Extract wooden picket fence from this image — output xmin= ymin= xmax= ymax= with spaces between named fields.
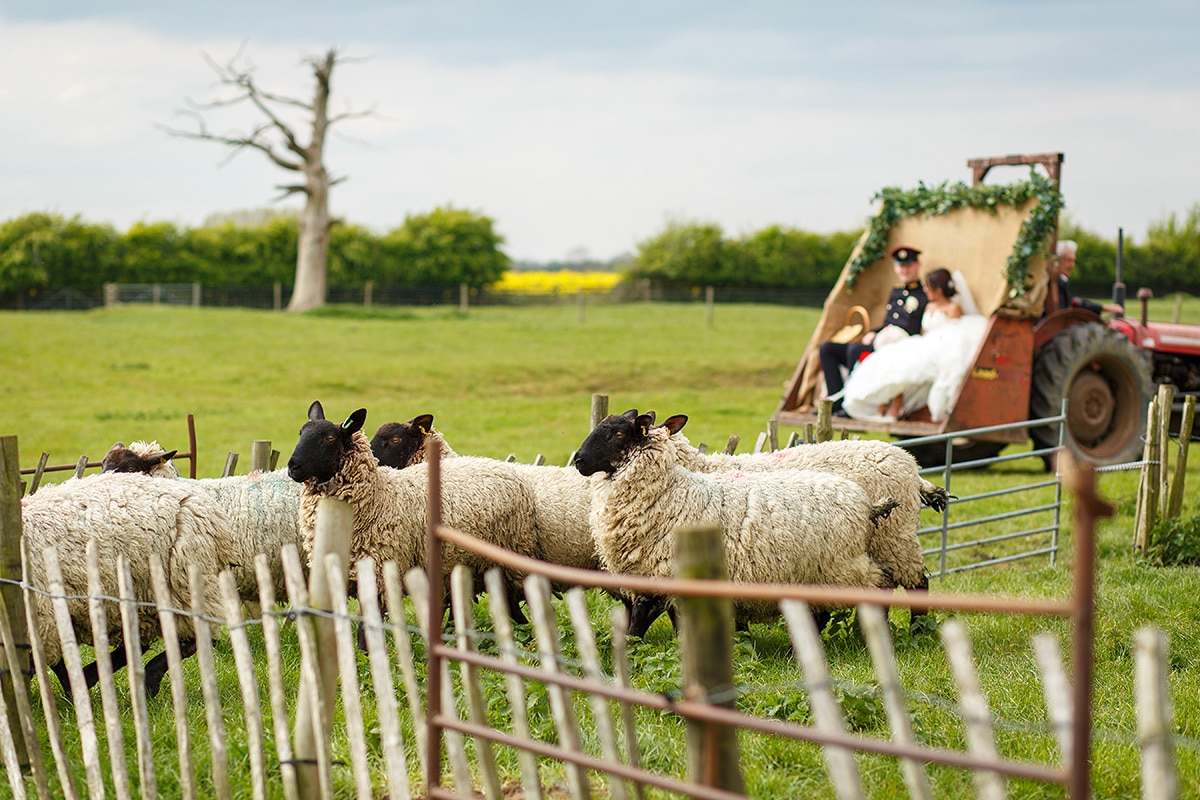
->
xmin=0 ymin=440 xmax=1183 ymax=800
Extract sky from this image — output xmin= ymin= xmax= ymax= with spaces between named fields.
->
xmin=1 ymin=1 xmax=1198 ymax=264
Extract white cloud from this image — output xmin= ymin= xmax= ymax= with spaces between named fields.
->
xmin=1 ymin=5 xmax=1198 ymax=263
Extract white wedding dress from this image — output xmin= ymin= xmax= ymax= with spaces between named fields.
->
xmin=842 ymin=307 xmax=988 ymax=422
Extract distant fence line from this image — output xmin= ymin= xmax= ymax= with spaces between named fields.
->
xmin=6 ymin=282 xmax=829 ymax=312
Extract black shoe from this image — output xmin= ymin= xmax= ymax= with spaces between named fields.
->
xmin=832 ymin=408 xmax=850 ymax=418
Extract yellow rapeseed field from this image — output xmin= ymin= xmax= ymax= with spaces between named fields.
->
xmin=493 ymin=269 xmax=623 ymax=294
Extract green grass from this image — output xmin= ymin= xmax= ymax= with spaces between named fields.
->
xmin=3 ymin=297 xmax=1200 ymax=799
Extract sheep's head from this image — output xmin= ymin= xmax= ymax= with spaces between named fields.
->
xmin=370 ymin=414 xmax=435 ymax=469
xmin=287 ymin=400 xmax=368 ymax=485
xmin=101 ymin=441 xmax=180 ymax=478
xmin=573 ymin=409 xmax=673 ymax=476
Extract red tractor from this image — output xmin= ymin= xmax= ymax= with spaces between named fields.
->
xmin=774 ymin=153 xmax=1200 ymax=467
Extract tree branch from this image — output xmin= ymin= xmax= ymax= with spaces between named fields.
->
xmin=157 ymin=113 xmax=305 ymax=172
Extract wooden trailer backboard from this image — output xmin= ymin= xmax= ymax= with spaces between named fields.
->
xmin=775 ymin=153 xmax=1063 ymax=441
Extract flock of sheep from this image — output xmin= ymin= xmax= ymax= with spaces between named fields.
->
xmin=17 ymin=399 xmax=948 ymax=698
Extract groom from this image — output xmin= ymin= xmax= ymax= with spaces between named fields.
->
xmin=818 ymin=245 xmax=928 ymax=417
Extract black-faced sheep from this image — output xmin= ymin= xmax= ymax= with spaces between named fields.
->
xmin=286 ymin=401 xmax=542 ymax=620
xmin=370 ymin=414 xmax=458 ymax=468
xmin=100 ymin=440 xmax=179 ymax=477
xmin=572 ymin=410 xmax=898 ymax=636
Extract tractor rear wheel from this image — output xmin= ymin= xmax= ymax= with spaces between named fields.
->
xmin=1030 ymin=323 xmax=1154 ymax=467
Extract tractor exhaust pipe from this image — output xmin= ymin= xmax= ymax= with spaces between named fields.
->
xmin=1112 ymin=227 xmax=1126 ymax=316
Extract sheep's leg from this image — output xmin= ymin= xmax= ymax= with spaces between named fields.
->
xmin=79 ymin=644 xmax=131 ymax=690
xmin=908 ymin=573 xmax=931 ymax=626
xmin=357 ymin=620 xmax=369 ymax=652
xmin=50 ymin=660 xmax=73 ymax=698
xmin=50 ymin=641 xmax=130 ymax=704
xmin=504 ymin=576 xmax=529 ymax=625
xmin=144 ymin=639 xmax=196 ymax=698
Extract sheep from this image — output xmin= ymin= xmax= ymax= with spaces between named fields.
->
xmin=286 ymin=401 xmax=544 ymax=621
xmin=664 ymin=415 xmax=945 ymax=620
xmin=100 ymin=440 xmax=179 ymax=478
xmin=370 ymin=416 xmax=602 ymax=575
xmin=20 ymin=472 xmax=237 ymax=697
xmin=370 ymin=414 xmax=458 ymax=467
xmin=572 ymin=410 xmax=899 ymax=637
xmin=101 ymin=440 xmax=304 ymax=602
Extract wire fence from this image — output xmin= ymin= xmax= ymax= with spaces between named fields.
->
xmin=4 ymin=282 xmax=830 ymax=312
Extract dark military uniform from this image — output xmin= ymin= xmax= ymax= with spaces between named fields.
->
xmin=819 ymin=280 xmax=928 ymax=413
xmin=881 ymin=280 xmax=928 ymax=336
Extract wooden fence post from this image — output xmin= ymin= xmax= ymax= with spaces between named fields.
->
xmin=817 ymin=399 xmax=834 ymax=443
xmin=460 ymin=283 xmax=469 ymax=315
xmin=250 ymin=441 xmax=272 ymax=474
xmin=705 ymin=286 xmax=714 ymax=328
xmin=591 ymin=394 xmax=609 ymax=431
xmin=192 ymin=282 xmax=202 ymax=307
xmin=273 ymin=282 xmax=282 ymax=312
xmin=364 ymin=280 xmax=373 ymax=308
xmin=1156 ymin=384 xmax=1175 ymax=520
xmin=1134 ymin=398 xmax=1160 ymax=552
xmin=292 ymin=498 xmax=353 ymax=800
xmin=0 ymin=436 xmax=31 ymax=767
xmin=103 ymin=282 xmax=118 ymax=307
xmin=577 ymin=288 xmax=586 ymax=323
xmin=675 ymin=524 xmax=744 ymax=794
xmin=1135 ymin=626 xmax=1177 ymax=800
xmin=1167 ymin=396 xmax=1195 ymax=519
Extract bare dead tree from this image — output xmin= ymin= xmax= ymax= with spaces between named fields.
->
xmin=161 ymin=47 xmax=371 ymax=312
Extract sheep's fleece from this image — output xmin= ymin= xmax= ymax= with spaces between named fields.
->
xmin=575 ymin=411 xmax=890 ymax=623
xmin=371 ymin=419 xmax=600 ymax=574
xmin=20 ymin=473 xmax=236 ymax=666
xmin=668 ymin=422 xmax=939 ymax=592
xmin=102 ymin=440 xmax=303 ymax=599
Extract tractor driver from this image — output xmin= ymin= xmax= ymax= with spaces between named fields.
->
xmin=1049 ymin=240 xmax=1123 ymax=316
xmin=819 ymin=245 xmax=928 ymax=417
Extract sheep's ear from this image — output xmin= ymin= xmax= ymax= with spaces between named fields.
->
xmin=643 ymin=410 xmax=657 ymax=425
xmin=112 ymin=441 xmax=125 ymax=449
xmin=343 ymin=408 xmax=367 ymax=435
xmin=411 ymin=413 xmax=434 ymax=435
xmin=635 ymin=412 xmax=655 ymax=438
xmin=308 ymin=400 xmax=325 ymax=421
xmin=159 ymin=449 xmax=178 ymax=463
xmin=619 ymin=408 xmax=639 ymax=421
xmin=662 ymin=415 xmax=688 ymax=435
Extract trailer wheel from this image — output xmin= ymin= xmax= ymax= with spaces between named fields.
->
xmin=1030 ymin=323 xmax=1154 ymax=467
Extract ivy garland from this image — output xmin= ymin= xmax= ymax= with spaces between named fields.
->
xmin=845 ymin=168 xmax=1063 ymax=298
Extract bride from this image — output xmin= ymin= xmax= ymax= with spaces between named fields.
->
xmin=842 ymin=268 xmax=988 ymax=422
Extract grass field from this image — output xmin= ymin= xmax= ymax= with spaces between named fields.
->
xmin=3 ymin=297 xmax=1200 ymax=798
